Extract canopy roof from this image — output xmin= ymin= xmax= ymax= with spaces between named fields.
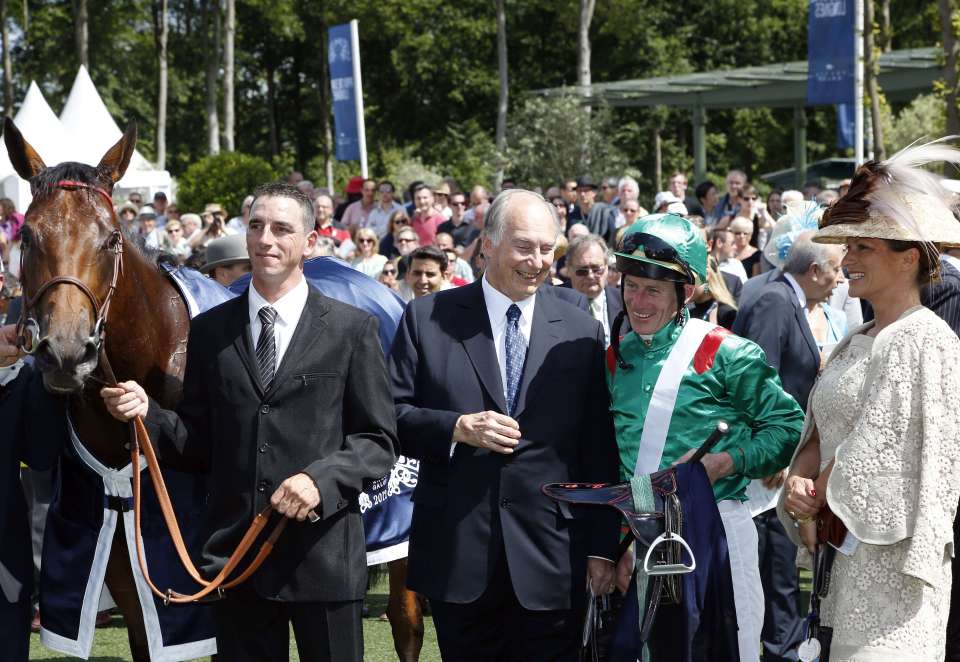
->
xmin=59 ymin=65 xmax=153 ymax=170
xmin=0 ymin=81 xmax=74 ymax=179
xmin=533 ymin=48 xmax=940 ymax=109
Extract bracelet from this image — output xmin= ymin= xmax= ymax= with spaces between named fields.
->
xmin=795 ymin=514 xmax=815 ymax=525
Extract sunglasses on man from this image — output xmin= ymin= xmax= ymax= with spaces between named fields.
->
xmin=574 ymin=266 xmax=606 ymax=277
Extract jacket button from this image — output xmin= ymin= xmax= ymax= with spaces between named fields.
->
xmin=260 ymin=405 xmax=270 ymax=414
xmin=259 ymin=444 xmax=269 ymax=453
xmin=257 ymin=480 xmax=270 ymax=493
xmin=500 ymin=498 xmax=510 ymax=508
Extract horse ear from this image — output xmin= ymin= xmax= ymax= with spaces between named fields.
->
xmin=4 ymin=117 xmax=47 ymax=181
xmin=96 ymin=122 xmax=137 ymax=185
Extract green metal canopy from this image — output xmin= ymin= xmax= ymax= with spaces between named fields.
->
xmin=533 ymin=48 xmax=942 ymax=186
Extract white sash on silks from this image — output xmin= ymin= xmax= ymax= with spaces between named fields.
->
xmin=633 ymin=318 xmax=717 ymax=477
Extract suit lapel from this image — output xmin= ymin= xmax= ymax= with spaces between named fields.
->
xmin=264 ymin=289 xmax=329 ymax=398
xmin=231 ymin=292 xmax=265 ymax=398
xmin=512 ymin=294 xmax=563 ymax=419
xmin=776 ymin=275 xmax=821 ymax=366
xmin=457 ymin=282 xmax=508 ymax=413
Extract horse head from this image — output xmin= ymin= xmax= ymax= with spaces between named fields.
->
xmin=4 ymin=117 xmax=137 ymax=394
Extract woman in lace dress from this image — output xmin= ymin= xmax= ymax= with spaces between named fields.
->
xmin=778 ymin=141 xmax=960 ymax=661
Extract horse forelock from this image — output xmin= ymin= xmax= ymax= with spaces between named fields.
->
xmin=28 ymin=161 xmax=113 ymax=208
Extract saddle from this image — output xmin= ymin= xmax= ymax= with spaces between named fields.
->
xmin=541 ymin=422 xmax=728 ymax=645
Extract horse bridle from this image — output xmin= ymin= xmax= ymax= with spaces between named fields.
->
xmin=16 ymin=180 xmax=124 ymax=359
xmin=18 ymin=178 xmax=286 ymax=603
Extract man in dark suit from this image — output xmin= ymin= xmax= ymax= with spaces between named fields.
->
xmin=565 ymin=233 xmax=622 ymax=347
xmin=568 ymin=176 xmax=617 ymax=245
xmin=0 ymin=327 xmax=67 ymax=662
xmin=389 ymin=189 xmax=620 ymax=661
xmin=732 ymin=232 xmax=845 ymax=662
xmin=101 ymin=183 xmax=397 ymax=662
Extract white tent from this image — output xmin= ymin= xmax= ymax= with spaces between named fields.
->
xmin=0 ymin=81 xmax=75 ymax=209
xmin=59 ymin=65 xmax=171 ymax=198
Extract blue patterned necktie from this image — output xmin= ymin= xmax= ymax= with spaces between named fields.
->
xmin=504 ymin=304 xmax=527 ymax=415
xmin=256 ymin=306 xmax=278 ymax=389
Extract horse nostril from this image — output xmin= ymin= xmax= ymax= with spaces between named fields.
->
xmin=34 ymin=338 xmax=63 ymax=370
xmin=82 ymin=339 xmax=100 ymax=364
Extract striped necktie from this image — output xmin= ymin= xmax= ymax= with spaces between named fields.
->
xmin=504 ymin=304 xmax=527 ymax=415
xmin=256 ymin=306 xmax=278 ymax=389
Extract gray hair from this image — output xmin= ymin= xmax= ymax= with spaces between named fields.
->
xmin=567 ymin=234 xmax=609 ymax=266
xmin=783 ymin=232 xmax=836 ymax=275
xmin=618 ymin=176 xmax=640 ymax=200
xmin=485 ymin=189 xmax=562 ymax=246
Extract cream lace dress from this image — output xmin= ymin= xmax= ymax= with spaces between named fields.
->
xmin=812 ymin=332 xmax=950 ymax=662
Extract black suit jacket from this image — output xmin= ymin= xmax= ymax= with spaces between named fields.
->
xmin=602 ymin=285 xmax=623 ymax=329
xmin=540 ymin=282 xmax=588 ymax=311
xmin=388 ymin=281 xmax=619 ymax=610
xmin=731 ymin=274 xmax=820 ymax=410
xmin=922 ymin=257 xmax=960 ymax=336
xmin=145 ymin=286 xmax=398 ymax=602
xmin=1 ymin=363 xmax=66 ymax=603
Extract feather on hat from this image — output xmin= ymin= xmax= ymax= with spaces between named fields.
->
xmin=816 ymin=137 xmax=960 ymax=248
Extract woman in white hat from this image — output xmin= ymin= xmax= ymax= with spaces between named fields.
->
xmin=780 ymin=141 xmax=960 ymax=661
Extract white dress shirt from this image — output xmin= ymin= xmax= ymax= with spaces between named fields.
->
xmin=589 ymin=289 xmax=611 ymax=348
xmin=248 ymin=277 xmax=310 ymax=367
xmin=481 ymin=275 xmax=535 ymax=396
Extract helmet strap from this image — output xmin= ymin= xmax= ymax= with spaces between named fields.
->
xmin=610 ymin=309 xmax=633 ymax=370
xmin=674 ymin=282 xmax=687 ymax=327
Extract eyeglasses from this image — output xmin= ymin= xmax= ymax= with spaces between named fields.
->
xmin=381 ymin=268 xmax=397 ymax=275
xmin=167 ymin=228 xmax=182 ymax=234
xmin=393 ymin=219 xmax=409 ymax=225
xmin=358 ymin=238 xmax=375 ymax=244
xmin=574 ymin=266 xmax=606 ymax=277
xmin=451 ymin=201 xmax=466 ymax=207
xmin=743 ymin=196 xmax=758 ymax=201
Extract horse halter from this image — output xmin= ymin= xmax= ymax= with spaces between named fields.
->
xmin=17 ymin=180 xmax=124 ymax=359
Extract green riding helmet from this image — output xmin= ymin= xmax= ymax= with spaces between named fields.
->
xmin=614 ymin=213 xmax=708 ymax=286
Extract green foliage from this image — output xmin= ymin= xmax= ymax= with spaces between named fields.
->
xmin=176 ymin=152 xmax=277 ymax=216
xmin=504 ymin=91 xmax=631 ymax=189
xmin=887 ymin=94 xmax=946 ymax=153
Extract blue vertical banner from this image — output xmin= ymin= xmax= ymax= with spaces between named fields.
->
xmin=328 ymin=22 xmax=360 ymax=161
xmin=836 ymin=103 xmax=855 ymax=148
xmin=807 ymin=0 xmax=855 ymax=105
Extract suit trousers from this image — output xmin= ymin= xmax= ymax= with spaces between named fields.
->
xmin=0 ymin=595 xmax=30 ymax=662
xmin=430 ymin=546 xmax=580 ymax=662
xmin=212 ymin=590 xmax=362 ymax=662
xmin=718 ymin=499 xmax=764 ymax=661
xmin=756 ymin=508 xmax=804 ymax=662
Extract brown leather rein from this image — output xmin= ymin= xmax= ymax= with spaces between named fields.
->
xmin=19 ymin=180 xmax=286 ymax=604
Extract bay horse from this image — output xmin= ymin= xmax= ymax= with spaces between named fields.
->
xmin=5 ymin=118 xmax=195 ymax=661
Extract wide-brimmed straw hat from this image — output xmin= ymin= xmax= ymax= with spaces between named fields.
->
xmin=815 ymin=138 xmax=960 ymax=248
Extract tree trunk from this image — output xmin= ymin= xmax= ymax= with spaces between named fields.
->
xmin=204 ymin=0 xmax=220 ymax=154
xmin=494 ymin=0 xmax=508 ymax=189
xmin=318 ymin=21 xmax=333 ymax=193
xmin=266 ymin=62 xmax=279 ymax=158
xmin=577 ymin=0 xmax=596 ymax=92
xmin=222 ymin=0 xmax=235 ymax=151
xmin=0 ymin=0 xmax=11 ymax=118
xmin=74 ymin=0 xmax=88 ymax=69
xmin=864 ymin=0 xmax=885 ymax=160
xmin=155 ymin=0 xmax=168 ymax=168
xmin=880 ymin=0 xmax=891 ymax=52
xmin=941 ymin=0 xmax=960 ymax=136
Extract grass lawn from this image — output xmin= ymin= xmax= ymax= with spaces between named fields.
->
xmin=28 ymin=570 xmax=815 ymax=660
xmin=28 ymin=574 xmax=442 ymax=661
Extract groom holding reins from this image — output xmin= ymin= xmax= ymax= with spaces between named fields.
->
xmin=101 ymin=183 xmax=398 ymax=661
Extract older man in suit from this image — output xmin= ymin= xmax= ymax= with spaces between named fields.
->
xmin=101 ymin=183 xmax=397 ymax=662
xmin=0 ymin=327 xmax=67 ymax=662
xmin=566 ymin=234 xmax=622 ymax=348
xmin=732 ymin=232 xmax=845 ymax=662
xmin=389 ymin=189 xmax=620 ymax=661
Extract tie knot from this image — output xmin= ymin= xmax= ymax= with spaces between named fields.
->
xmin=506 ymin=304 xmax=521 ymax=324
xmin=258 ymin=306 xmax=278 ymax=325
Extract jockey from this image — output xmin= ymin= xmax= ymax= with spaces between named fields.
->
xmin=607 ymin=214 xmax=804 ymax=661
